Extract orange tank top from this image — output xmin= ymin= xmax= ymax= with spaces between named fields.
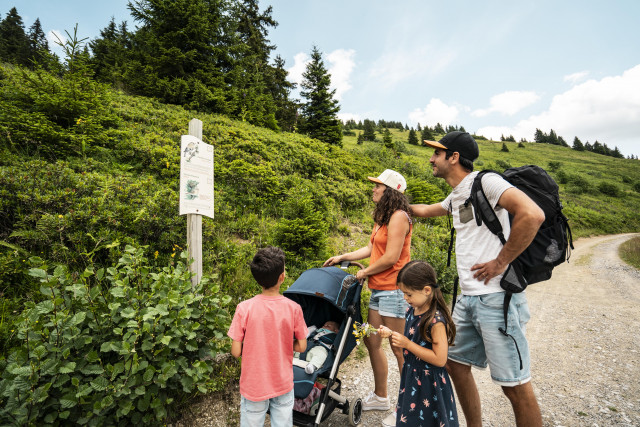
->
xmin=367 ymin=210 xmax=412 ymax=291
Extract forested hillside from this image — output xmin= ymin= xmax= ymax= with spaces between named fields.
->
xmin=1 ymin=2 xmax=639 ymax=425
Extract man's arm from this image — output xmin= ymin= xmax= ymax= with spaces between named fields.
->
xmin=411 ymin=203 xmax=448 ymax=218
xmin=471 ymin=187 xmax=545 ymax=283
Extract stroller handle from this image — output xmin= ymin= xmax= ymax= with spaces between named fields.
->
xmin=339 ymin=260 xmax=365 ymax=270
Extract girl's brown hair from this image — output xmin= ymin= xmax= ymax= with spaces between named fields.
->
xmin=372 ymin=186 xmax=412 ymax=226
xmin=397 ymin=260 xmax=456 ymax=345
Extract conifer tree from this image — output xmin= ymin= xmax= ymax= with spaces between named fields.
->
xmin=383 ymin=128 xmax=393 ymax=149
xmin=407 ymin=128 xmax=418 ymax=145
xmin=421 ymin=127 xmax=434 ymax=142
xmin=269 ymin=55 xmax=298 ymax=132
xmin=299 ymin=46 xmax=342 ymax=145
xmin=362 ymin=119 xmax=376 ymax=141
xmin=0 ymin=7 xmax=31 ymax=66
xmin=572 ymin=137 xmax=585 ymax=151
xmin=27 ymin=18 xmax=50 ymax=64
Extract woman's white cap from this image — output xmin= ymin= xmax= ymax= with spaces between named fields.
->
xmin=367 ymin=169 xmax=407 ymax=193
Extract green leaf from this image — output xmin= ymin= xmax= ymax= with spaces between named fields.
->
xmin=60 ymin=394 xmax=78 ymax=409
xmin=160 ymin=335 xmax=172 ymax=345
xmin=70 ymin=311 xmax=87 ymax=326
xmin=28 ymin=268 xmax=47 ymax=278
xmin=80 ymin=364 xmax=104 ymax=375
xmin=35 ymin=300 xmax=55 ymax=314
xmin=59 ymin=361 xmax=76 ymax=374
xmin=121 ymin=307 xmax=136 ymax=318
xmin=110 ymin=287 xmax=125 ymax=298
xmin=90 ymin=376 xmax=109 ymax=391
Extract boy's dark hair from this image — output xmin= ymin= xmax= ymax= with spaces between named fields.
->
xmin=250 ymin=246 xmax=285 ymax=289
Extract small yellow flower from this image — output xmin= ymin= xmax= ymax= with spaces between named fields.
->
xmin=171 ymin=252 xmax=175 ymax=258
xmin=58 ymin=215 xmax=63 ymax=219
xmin=154 ymin=251 xmax=159 ymax=259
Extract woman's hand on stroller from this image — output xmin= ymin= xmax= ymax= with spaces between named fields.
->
xmin=323 ymin=255 xmax=342 ymax=267
xmin=378 ymin=325 xmax=393 ymax=338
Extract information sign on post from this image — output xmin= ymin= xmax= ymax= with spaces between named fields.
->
xmin=179 ymin=134 xmax=214 ymax=218
xmin=179 ymin=118 xmax=213 ymax=288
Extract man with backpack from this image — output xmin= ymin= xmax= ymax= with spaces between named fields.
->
xmin=411 ymin=131 xmax=545 ymax=427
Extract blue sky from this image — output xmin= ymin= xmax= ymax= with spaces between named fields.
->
xmin=5 ymin=0 xmax=640 ymax=156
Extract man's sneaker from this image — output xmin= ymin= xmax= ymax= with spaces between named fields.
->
xmin=381 ymin=411 xmax=396 ymax=427
xmin=362 ymin=391 xmax=391 ymax=411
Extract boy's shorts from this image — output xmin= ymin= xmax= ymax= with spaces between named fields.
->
xmin=368 ymin=289 xmax=408 ymax=318
xmin=448 ymin=292 xmax=532 ymax=386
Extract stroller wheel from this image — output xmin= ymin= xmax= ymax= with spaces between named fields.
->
xmin=348 ymin=398 xmax=363 ymax=425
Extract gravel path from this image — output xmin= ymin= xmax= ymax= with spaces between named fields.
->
xmin=175 ymin=233 xmax=640 ymax=427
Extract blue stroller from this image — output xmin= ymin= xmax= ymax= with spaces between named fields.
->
xmin=283 ymin=262 xmax=365 ymax=426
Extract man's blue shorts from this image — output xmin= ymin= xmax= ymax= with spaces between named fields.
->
xmin=448 ymin=292 xmax=532 ymax=386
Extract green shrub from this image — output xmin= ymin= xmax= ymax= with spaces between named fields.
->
xmin=406 ymin=180 xmax=445 ymax=205
xmin=273 ymin=193 xmax=329 ymax=260
xmin=598 ymin=181 xmax=620 ymax=197
xmin=567 ymin=174 xmax=591 ymax=194
xmin=633 ymin=182 xmax=640 ymax=193
xmin=0 ymin=246 xmax=231 ymax=426
xmin=496 ymin=159 xmax=512 ymax=171
xmin=555 ymin=170 xmax=569 ymax=184
xmin=547 ymin=161 xmax=562 ymax=172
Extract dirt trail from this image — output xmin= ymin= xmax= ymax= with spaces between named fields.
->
xmin=175 ymin=233 xmax=640 ymax=426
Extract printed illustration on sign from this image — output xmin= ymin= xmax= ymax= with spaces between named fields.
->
xmin=183 ymin=141 xmax=199 ymax=162
xmin=185 ymin=179 xmax=199 ymax=200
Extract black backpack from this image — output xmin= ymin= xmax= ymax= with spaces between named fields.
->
xmin=448 ymin=165 xmax=573 ymax=369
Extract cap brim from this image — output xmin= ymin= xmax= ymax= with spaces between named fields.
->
xmin=367 ymin=176 xmax=383 ymax=184
xmin=423 ymin=140 xmax=447 ymax=150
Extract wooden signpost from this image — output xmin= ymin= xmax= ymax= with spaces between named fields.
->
xmin=179 ymin=118 xmax=214 ymax=287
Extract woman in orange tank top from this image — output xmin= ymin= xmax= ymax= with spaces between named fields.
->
xmin=323 ymin=169 xmax=412 ymax=416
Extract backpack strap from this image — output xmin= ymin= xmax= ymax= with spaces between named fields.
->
xmin=445 ymin=202 xmax=459 ymax=314
xmin=468 ymin=170 xmax=507 ymax=244
xmin=498 ymin=292 xmax=523 ymax=371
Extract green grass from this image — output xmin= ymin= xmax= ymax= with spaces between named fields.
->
xmin=619 ymin=235 xmax=640 ymax=269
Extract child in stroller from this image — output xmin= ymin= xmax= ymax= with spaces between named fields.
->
xmin=294 ymin=320 xmax=340 ymax=374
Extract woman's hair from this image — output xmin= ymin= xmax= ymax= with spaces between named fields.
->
xmin=373 ymin=186 xmax=412 ymax=226
xmin=397 ymin=260 xmax=456 ymax=345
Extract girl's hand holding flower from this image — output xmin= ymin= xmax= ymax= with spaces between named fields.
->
xmin=378 ymin=325 xmax=392 ymax=338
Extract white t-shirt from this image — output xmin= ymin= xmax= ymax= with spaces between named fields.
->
xmin=441 ymin=171 xmax=513 ymax=295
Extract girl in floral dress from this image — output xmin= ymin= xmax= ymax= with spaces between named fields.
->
xmin=380 ymin=260 xmax=458 ymax=427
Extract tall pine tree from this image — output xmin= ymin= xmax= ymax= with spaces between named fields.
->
xmin=299 ymin=46 xmax=342 ymax=146
xmin=0 ymin=7 xmax=31 ymax=66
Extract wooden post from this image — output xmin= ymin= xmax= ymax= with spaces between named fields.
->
xmin=187 ymin=118 xmax=203 ymax=287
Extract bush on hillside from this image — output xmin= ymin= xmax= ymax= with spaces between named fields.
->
xmin=0 ymin=246 xmax=231 ymax=426
xmin=407 ymin=180 xmax=445 ymax=205
xmin=598 ymin=181 xmax=620 ymax=197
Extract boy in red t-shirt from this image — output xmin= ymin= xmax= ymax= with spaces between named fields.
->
xmin=228 ymin=246 xmax=308 ymax=427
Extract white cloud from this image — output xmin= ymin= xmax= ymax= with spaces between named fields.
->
xmin=408 ymin=98 xmax=460 ymax=127
xmin=564 ymin=71 xmax=589 ymax=85
xmin=286 ymin=49 xmax=355 ymax=101
xmin=326 ymin=49 xmax=356 ymax=101
xmin=476 ymin=64 xmax=640 ymax=156
xmin=47 ymin=30 xmax=66 ymax=57
xmin=287 ymin=52 xmax=310 ymax=86
xmin=472 ymin=91 xmax=540 ymax=117
xmin=337 ymin=112 xmax=361 ymax=123
xmin=368 ymin=48 xmax=456 ymax=90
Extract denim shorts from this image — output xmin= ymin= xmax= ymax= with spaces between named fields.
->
xmin=448 ymin=292 xmax=532 ymax=386
xmin=240 ymin=389 xmax=293 ymax=427
xmin=368 ymin=289 xmax=408 ymax=318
